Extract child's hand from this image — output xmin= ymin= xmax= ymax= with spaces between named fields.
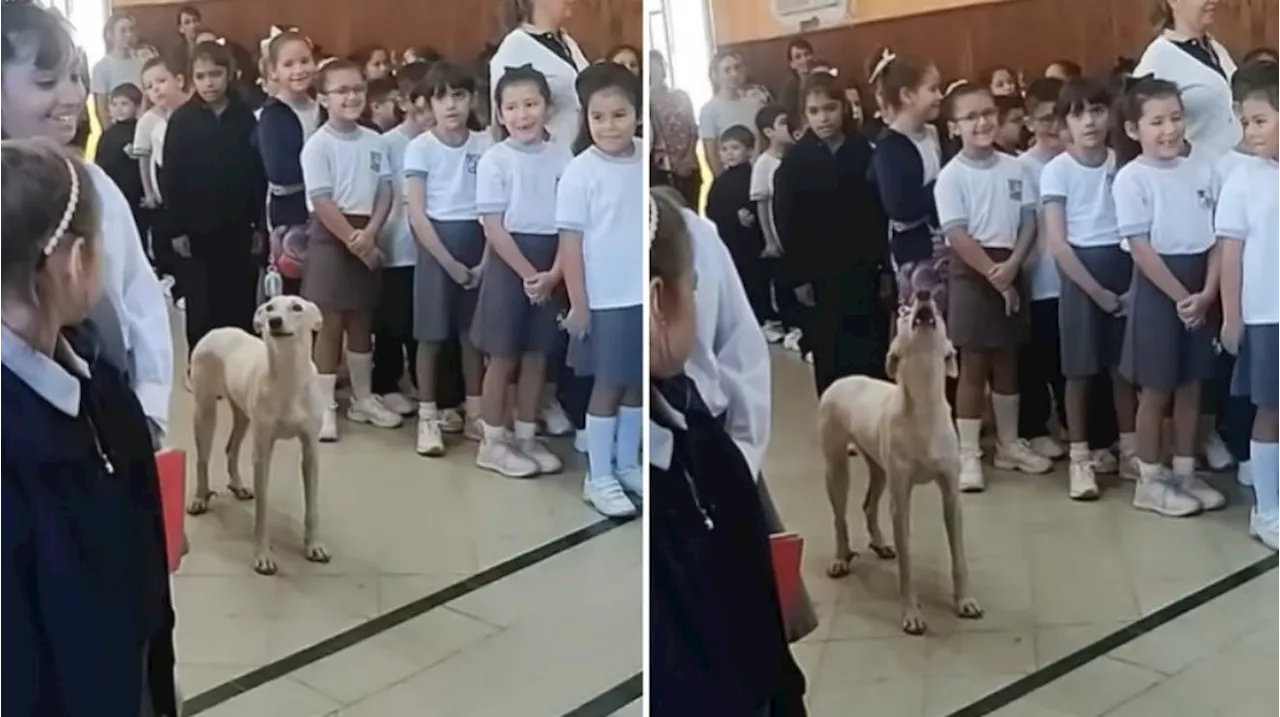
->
xmin=524 ymin=271 xmax=559 ymax=303
xmin=1220 ymin=320 xmax=1242 ymax=355
xmin=987 ymin=261 xmax=1018 ymax=292
xmin=760 ymin=242 xmax=782 ymax=259
xmin=464 ymin=264 xmax=483 ymax=290
xmin=1001 ymin=287 xmax=1020 ymax=316
xmin=445 ymin=259 xmax=472 ymax=286
xmin=737 ymin=208 xmax=756 ymax=228
xmin=794 ymin=284 xmax=817 ymax=308
xmin=1093 ymin=289 xmax=1121 ymax=315
xmin=172 ymin=235 xmax=192 ymax=258
xmin=1177 ymin=292 xmax=1213 ymax=329
xmin=141 ymin=195 xmax=160 ymax=209
xmin=560 ymin=305 xmax=589 ymax=339
xmin=349 ymin=228 xmax=377 ymax=256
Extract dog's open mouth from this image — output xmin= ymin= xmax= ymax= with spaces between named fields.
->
xmin=912 ymin=305 xmax=936 ymax=328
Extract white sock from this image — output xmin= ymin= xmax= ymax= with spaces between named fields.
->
xmin=418 ymin=401 xmax=438 ymax=419
xmin=1138 ymin=459 xmax=1164 ymax=481
xmin=992 ymin=392 xmax=1020 ymax=447
xmin=1119 ymin=432 xmax=1137 ymax=456
xmin=346 ymin=350 xmax=374 ymax=401
xmin=482 ymin=420 xmax=505 ymax=442
xmin=1171 ymin=455 xmax=1196 ymax=478
xmin=585 ymin=413 xmax=618 ymax=482
xmin=957 ymin=418 xmax=983 ymax=455
xmin=1251 ymin=441 xmax=1279 ymax=520
xmin=514 ymin=420 xmax=537 ymax=441
xmin=615 ymin=405 xmax=643 ymax=473
xmin=1069 ymin=442 xmax=1090 ymax=463
xmin=465 ymin=395 xmax=482 ymax=417
xmin=315 ymin=373 xmax=337 ymax=409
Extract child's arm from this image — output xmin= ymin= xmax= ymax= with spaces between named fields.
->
xmin=1113 ymin=168 xmax=1189 ymax=302
xmin=946 ymin=229 xmax=999 ymax=275
xmin=132 ymin=114 xmax=159 ymax=205
xmin=757 ymin=199 xmax=782 ymax=253
xmin=1215 ymin=173 xmax=1249 ymax=351
xmin=301 ymin=143 xmax=362 ymax=247
xmin=1127 ymin=235 xmax=1192 ymax=302
xmin=750 ymin=159 xmax=783 ymax=254
xmin=1043 ymin=201 xmax=1116 ymax=309
xmin=558 ymin=230 xmax=588 ymax=310
xmin=403 ymin=179 xmax=465 ymax=277
xmin=365 ymin=144 xmax=395 ymax=237
xmin=481 ymin=216 xmax=539 ymax=279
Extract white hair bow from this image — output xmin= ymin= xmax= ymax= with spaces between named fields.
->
xmin=868 ymin=48 xmax=896 ymax=84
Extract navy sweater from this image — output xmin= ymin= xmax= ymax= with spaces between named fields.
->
xmin=871 ymin=129 xmax=939 ymax=265
xmin=705 ymin=162 xmax=764 ymax=260
xmin=256 ymin=98 xmax=309 ymax=229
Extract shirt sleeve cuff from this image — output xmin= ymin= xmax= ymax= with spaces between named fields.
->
xmin=476 ymin=201 xmax=507 ymax=215
xmin=1040 ymin=195 xmax=1067 ymax=206
xmin=557 ymin=221 xmax=585 ymax=233
xmin=1117 ymin=222 xmax=1150 ymax=237
xmin=404 ymin=169 xmax=429 ymax=180
xmin=940 ymin=219 xmax=968 ymax=234
xmin=307 ymin=187 xmax=334 ymax=199
xmin=1216 ymin=227 xmax=1247 ymax=241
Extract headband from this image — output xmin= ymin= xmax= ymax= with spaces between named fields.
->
xmin=868 ymin=48 xmax=896 ymax=84
xmin=944 ymin=79 xmax=970 ymax=96
xmin=648 ymin=193 xmax=658 ymax=251
xmin=43 ymin=156 xmax=80 ymax=257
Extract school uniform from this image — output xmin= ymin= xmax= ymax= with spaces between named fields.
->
xmin=470 ymin=137 xmax=571 ymax=358
xmin=2 ymin=326 xmax=178 ymax=717
xmin=94 ymin=117 xmax=149 ymax=252
xmin=750 ymin=150 xmax=800 ymax=332
xmin=558 ymin=139 xmax=646 ymax=389
xmin=871 ymin=125 xmax=947 ymax=311
xmin=935 ymin=151 xmax=1035 ymax=349
xmin=132 ymin=108 xmax=175 ymax=282
xmin=403 ymin=129 xmax=492 ymax=344
xmin=1113 ymin=156 xmax=1219 ymax=390
xmin=371 ymin=124 xmax=421 ymax=396
xmin=490 ymin=27 xmax=589 ymax=152
xmin=299 ymin=124 xmax=392 ymax=311
xmin=257 ymin=96 xmax=321 ymax=295
xmin=706 ymin=162 xmax=769 ymax=323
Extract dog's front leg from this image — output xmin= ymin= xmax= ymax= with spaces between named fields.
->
xmin=939 ymin=473 xmax=983 ymax=620
xmin=250 ymin=429 xmax=279 ymax=576
xmin=300 ymin=436 xmax=330 ymax=564
xmin=863 ymin=462 xmax=896 ymax=560
xmin=889 ymin=475 xmax=926 ymax=635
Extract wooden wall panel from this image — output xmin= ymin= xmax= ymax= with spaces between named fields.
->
xmin=722 ymin=0 xmax=1278 ymax=94
xmin=120 ymin=0 xmax=641 ymax=68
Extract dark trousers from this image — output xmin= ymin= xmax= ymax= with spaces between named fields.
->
xmin=555 ymin=347 xmax=593 ymax=430
xmin=767 ymin=258 xmax=803 ymax=331
xmin=810 ymin=264 xmax=889 ymax=396
xmin=730 ymin=244 xmax=772 ymax=325
xmin=1212 ymin=351 xmax=1255 ymax=461
xmin=182 ymin=230 xmax=257 ymax=354
xmin=372 ymin=266 xmax=417 ymax=395
xmin=1019 ymin=299 xmax=1066 ymax=438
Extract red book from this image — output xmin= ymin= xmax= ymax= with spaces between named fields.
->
xmin=154 ymin=449 xmax=187 ymax=573
xmin=770 ymin=532 xmax=804 ymax=626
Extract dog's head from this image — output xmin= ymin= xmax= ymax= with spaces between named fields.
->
xmin=253 ymin=296 xmax=322 ymax=340
xmin=886 ymin=290 xmax=957 ymax=381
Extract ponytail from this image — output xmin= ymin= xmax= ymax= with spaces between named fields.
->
xmin=501 ymin=0 xmax=532 ymax=34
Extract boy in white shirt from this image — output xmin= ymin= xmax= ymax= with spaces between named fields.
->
xmin=750 ymin=103 xmax=798 ymax=348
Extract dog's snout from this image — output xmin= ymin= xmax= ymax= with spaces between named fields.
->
xmin=915 ymin=290 xmax=932 ymax=304
xmin=913 ymin=304 xmax=936 ymax=327
xmin=268 ymin=316 xmax=284 ymax=330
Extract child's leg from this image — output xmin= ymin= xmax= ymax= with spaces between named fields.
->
xmin=1064 ymin=376 xmax=1092 ymax=458
xmin=435 ymin=335 xmax=465 ymax=413
xmin=1112 ymin=371 xmax=1139 ymax=477
xmin=991 ymin=344 xmax=1054 ymax=474
xmin=955 ymin=348 xmax=990 ymax=491
xmin=479 ymin=357 xmax=516 ymax=429
xmin=1171 ymin=381 xmax=1224 ymax=509
xmin=1131 ymin=385 xmax=1201 ymax=516
xmin=1250 ymin=407 xmax=1279 ymax=548
xmin=314 ymin=310 xmax=347 ymax=440
xmin=582 ymin=380 xmax=637 ymax=516
xmin=614 ymin=383 xmax=644 ymax=495
xmin=370 ymin=327 xmax=404 ymax=397
xmin=342 ymin=311 xmax=401 ymax=428
xmin=1018 ymin=300 xmax=1058 ymax=449
xmin=473 ymin=355 xmax=540 ymax=477
xmin=1199 ymin=353 xmax=1237 ymax=470
xmin=513 ymin=353 xmax=562 ymax=473
xmin=459 ymin=336 xmax=485 ymax=431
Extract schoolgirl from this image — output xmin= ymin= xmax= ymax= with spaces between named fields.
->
xmin=934 ymin=83 xmax=1054 ymax=492
xmin=1218 ymin=60 xmax=1278 ymax=547
xmin=256 ymin=30 xmax=318 ymax=295
xmin=1040 ymin=77 xmax=1143 ymax=500
xmin=699 ymin=49 xmax=764 ymax=175
xmin=468 ymin=65 xmax=570 ymax=478
xmin=2 ymin=0 xmax=173 ymax=440
xmin=556 ymin=62 xmax=645 ymax=517
xmin=351 ymin=43 xmax=392 ymax=81
xmin=1112 ymin=76 xmax=1225 ymax=517
xmin=404 ymin=61 xmax=492 ymax=457
xmin=867 ymin=50 xmax=947 ymax=312
xmin=299 ymin=59 xmax=401 ymax=440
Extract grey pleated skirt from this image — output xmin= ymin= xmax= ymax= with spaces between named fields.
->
xmin=567 ymin=304 xmax=643 ymax=387
xmin=756 ymin=474 xmax=820 ymax=643
xmin=414 ymin=219 xmax=485 ymax=344
xmin=947 ymin=246 xmax=1030 ymax=349
xmin=1232 ymin=323 xmax=1279 ymax=410
xmin=470 ymin=232 xmax=563 ymax=358
xmin=1118 ymin=251 xmax=1216 ymax=391
xmin=1058 ymin=244 xmax=1132 ymax=379
xmin=300 ymin=214 xmax=381 ymax=312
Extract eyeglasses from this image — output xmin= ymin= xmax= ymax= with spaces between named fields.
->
xmin=954 ymin=108 xmax=998 ymax=124
xmin=325 ymin=84 xmax=367 ymax=97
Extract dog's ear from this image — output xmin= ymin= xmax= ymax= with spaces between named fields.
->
xmin=252 ymin=304 xmax=269 ymax=336
xmin=303 ymin=300 xmax=323 ymax=333
xmin=885 ymin=348 xmax=900 ymax=381
xmin=944 ymin=342 xmax=959 ymax=379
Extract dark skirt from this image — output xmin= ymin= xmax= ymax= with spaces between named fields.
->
xmin=947 ymin=246 xmax=1030 ymax=349
xmin=300 ymin=214 xmax=381 ymax=312
xmin=413 ymin=219 xmax=485 ymax=344
xmin=1118 ymin=251 xmax=1217 ymax=391
xmin=567 ymin=304 xmax=643 ymax=387
xmin=470 ymin=232 xmax=563 ymax=359
xmin=1058 ymin=244 xmax=1132 ymax=379
xmin=1232 ymin=323 xmax=1279 ymax=411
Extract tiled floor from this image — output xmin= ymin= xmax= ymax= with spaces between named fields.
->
xmin=762 ymin=349 xmax=1278 ymax=717
xmin=165 ymin=316 xmax=641 ymax=716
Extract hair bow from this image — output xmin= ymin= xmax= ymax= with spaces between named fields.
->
xmin=1122 ymin=72 xmax=1156 ymax=90
xmin=868 ymin=48 xmax=897 ymax=84
xmin=505 ymin=63 xmax=535 ymax=73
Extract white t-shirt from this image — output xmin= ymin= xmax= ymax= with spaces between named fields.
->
xmin=556 ymin=139 xmax=645 ymax=310
xmin=131 ymin=108 xmax=169 ymax=200
xmin=698 ymin=94 xmax=764 ymax=144
xmin=1112 ymin=156 xmax=1218 ymax=255
xmin=1135 ymin=33 xmax=1240 ymax=163
xmin=749 ymin=151 xmax=782 ymax=243
xmin=489 ymin=28 xmax=589 ymax=153
xmin=1018 ymin=147 xmax=1060 ymax=300
xmin=90 ymin=53 xmax=145 ymax=95
xmin=1214 ymin=147 xmax=1255 ymax=189
xmin=935 ymin=152 xmax=1036 ymax=249
xmin=476 ymin=138 xmax=573 ymax=235
xmin=403 ymin=130 xmax=493 ymax=221
xmin=1216 ymin=157 xmax=1279 ymax=325
xmin=300 ymin=124 xmax=392 ymax=215
xmin=380 ymin=124 xmax=420 ymax=268
xmin=1039 ymin=149 xmax=1121 ymax=248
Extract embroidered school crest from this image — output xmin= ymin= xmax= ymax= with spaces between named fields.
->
xmin=1007 ymin=178 xmax=1023 ymax=201
xmin=465 ymin=154 xmax=481 ymax=174
xmin=1196 ymin=187 xmax=1214 ymax=209
xmin=369 ymin=151 xmax=382 ymax=173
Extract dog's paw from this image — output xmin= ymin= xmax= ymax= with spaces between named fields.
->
xmin=186 ymin=493 xmax=214 ymax=515
xmin=826 ymin=554 xmax=855 ymax=578
xmin=901 ymin=611 xmax=928 ymax=635
xmin=253 ymin=554 xmax=278 ymax=576
xmin=227 ymin=485 xmax=254 ymax=501
xmin=304 ymin=542 xmax=331 ymax=564
xmin=956 ymin=596 xmax=984 ymax=620
xmin=868 ymin=542 xmax=896 ymax=560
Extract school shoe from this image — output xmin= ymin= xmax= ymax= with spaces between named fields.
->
xmin=1249 ymin=508 xmax=1279 ymax=550
xmin=476 ymin=435 xmax=539 ymax=478
xmin=415 ymin=413 xmax=446 ymax=457
xmin=464 ymin=414 xmax=484 ymax=442
xmin=1176 ymin=472 xmax=1226 ymax=511
xmin=438 ymin=408 xmax=465 ymax=434
xmin=348 ymin=396 xmax=404 ymax=429
xmin=617 ymin=466 xmax=644 ymax=502
xmin=1093 ymin=448 xmax=1120 ymax=476
xmin=782 ymin=328 xmax=803 ymax=352
xmin=1237 ymin=460 xmax=1253 ymax=487
xmin=378 ymin=392 xmax=417 ymax=417
xmin=993 ymin=439 xmax=1055 ymax=474
xmin=319 ymin=407 xmax=339 ymax=443
xmin=539 ymin=399 xmax=574 ymax=437
xmin=1132 ymin=470 xmax=1202 ymax=517
xmin=518 ymin=437 xmax=563 ymax=474
xmin=1029 ymin=435 xmax=1067 ymax=460
xmin=1068 ymin=459 xmax=1100 ymax=501
xmin=1200 ymin=429 xmax=1235 ymax=471
xmin=762 ymin=321 xmax=785 ymax=344
xmin=583 ymin=474 xmax=638 ymax=518
xmin=958 ymin=451 xmax=986 ymax=492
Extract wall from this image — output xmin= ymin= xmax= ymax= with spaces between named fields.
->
xmin=720 ymin=0 xmax=1278 ymax=95
xmin=117 ymin=0 xmax=641 ymax=67
xmin=710 ymin=0 xmax=1005 ymax=45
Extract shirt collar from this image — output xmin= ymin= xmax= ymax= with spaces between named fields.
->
xmin=648 ymin=388 xmax=687 ymax=471
xmin=1 ymin=324 xmax=90 ymax=417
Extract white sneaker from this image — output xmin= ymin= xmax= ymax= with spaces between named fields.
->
xmin=1237 ymin=460 xmax=1253 ymax=487
xmin=347 ymin=396 xmax=404 ymax=429
xmin=379 ymin=392 xmax=417 ymax=416
xmin=1029 ymin=435 xmax=1066 ymax=460
xmin=1201 ymin=429 xmax=1235 ymax=471
xmin=518 ymin=437 xmax=563 ymax=474
xmin=476 ymin=436 xmax=539 ymax=478
xmin=762 ymin=321 xmax=785 ymax=344
xmin=438 ymin=408 xmax=464 ymax=434
xmin=319 ymin=406 xmax=339 ymax=442
xmin=583 ymin=475 xmax=638 ymax=518
xmin=1133 ymin=471 xmax=1202 ymax=517
xmin=574 ymin=429 xmax=588 ymax=455
xmin=782 ymin=328 xmax=803 ymax=352
xmin=415 ymin=414 xmax=445 ymax=457
xmin=959 ymin=451 xmax=985 ymax=493
xmin=1092 ymin=448 xmax=1120 ymax=475
xmin=1176 ymin=472 xmax=1226 ymax=511
xmin=463 ymin=414 xmax=483 ymax=442
xmin=617 ymin=465 xmax=644 ymax=499
xmin=1068 ymin=459 xmax=1099 ymax=501
xmin=1117 ymin=451 xmax=1140 ymax=481
xmin=994 ymin=438 xmax=1055 ymax=474
xmin=539 ymin=399 xmax=574 ymax=437
xmin=1249 ymin=508 xmax=1279 ymax=550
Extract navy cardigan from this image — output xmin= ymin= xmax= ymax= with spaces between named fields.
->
xmin=871 ymin=129 xmax=939 ymax=265
xmin=256 ymin=98 xmax=309 ymax=229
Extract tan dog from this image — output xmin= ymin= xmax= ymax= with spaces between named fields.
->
xmin=817 ymin=291 xmax=982 ymax=635
xmin=187 ymin=296 xmax=329 ymax=575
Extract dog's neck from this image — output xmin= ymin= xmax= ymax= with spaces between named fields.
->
xmin=897 ymin=357 xmax=949 ymax=418
xmin=264 ymin=338 xmax=313 ymax=394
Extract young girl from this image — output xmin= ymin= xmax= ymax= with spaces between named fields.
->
xmin=299 ymin=59 xmax=401 ymax=440
xmin=351 ymin=44 xmax=391 ymax=81
xmin=1112 ymin=76 xmax=1225 ymax=517
xmin=161 ymin=41 xmax=264 ymax=356
xmin=1040 ymin=77 xmax=1142 ymax=500
xmin=1218 ymin=60 xmax=1278 ymax=547
xmin=607 ymin=44 xmax=641 ymax=76
xmin=404 ymin=61 xmax=492 ymax=457
xmin=699 ymin=50 xmax=763 ymax=175
xmin=470 ymin=66 xmax=570 ymax=478
xmin=935 ymin=84 xmax=1054 ymax=492
xmin=2 ymin=138 xmax=178 ymax=717
xmin=984 ymin=64 xmax=1019 ymax=98
xmin=555 ymin=62 xmax=645 ymax=517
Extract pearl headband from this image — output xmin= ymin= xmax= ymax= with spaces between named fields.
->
xmin=43 ymin=156 xmax=80 ymax=257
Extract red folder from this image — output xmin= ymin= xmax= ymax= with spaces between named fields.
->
xmin=770 ymin=532 xmax=804 ymax=626
xmin=154 ymin=449 xmax=187 ymax=573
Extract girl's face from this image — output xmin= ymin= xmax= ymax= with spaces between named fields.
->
xmin=41 ymin=233 xmax=104 ymax=327
xmin=586 ymin=87 xmax=637 ymax=155
xmin=1126 ymin=94 xmax=1185 ymax=160
xmin=996 ymin=107 xmax=1025 ymax=147
xmin=111 ymin=18 xmax=137 ymax=52
xmin=950 ymin=91 xmax=999 ymax=149
xmin=499 ymin=81 xmax=549 ymax=143
xmin=1 ymin=47 xmax=86 ymax=145
xmin=142 ymin=65 xmax=183 ymax=108
xmin=178 ymin=11 xmax=201 ymax=41
xmin=845 ymin=88 xmax=864 ymax=122
xmin=789 ymin=45 xmax=813 ymax=76
xmin=319 ymin=68 xmax=367 ymax=123
xmin=611 ymin=48 xmax=640 ymax=76
xmin=191 ymin=56 xmax=230 ymax=104
xmin=804 ymin=90 xmax=844 ymax=139
xmin=533 ymin=0 xmax=573 ymax=26
xmin=989 ymin=68 xmax=1017 ymax=97
xmin=649 ymin=271 xmax=697 ymax=379
xmin=715 ymin=54 xmax=744 ymax=92
xmin=430 ymin=87 xmax=473 ymax=132
xmin=370 ymin=91 xmax=401 ymax=127
xmin=902 ymin=65 xmax=943 ymax=121
xmin=1064 ymin=102 xmax=1109 ymax=149
xmin=1239 ymin=96 xmax=1279 ymax=160
xmin=273 ymin=39 xmax=316 ymax=97
xmin=364 ymin=49 xmax=390 ymax=81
